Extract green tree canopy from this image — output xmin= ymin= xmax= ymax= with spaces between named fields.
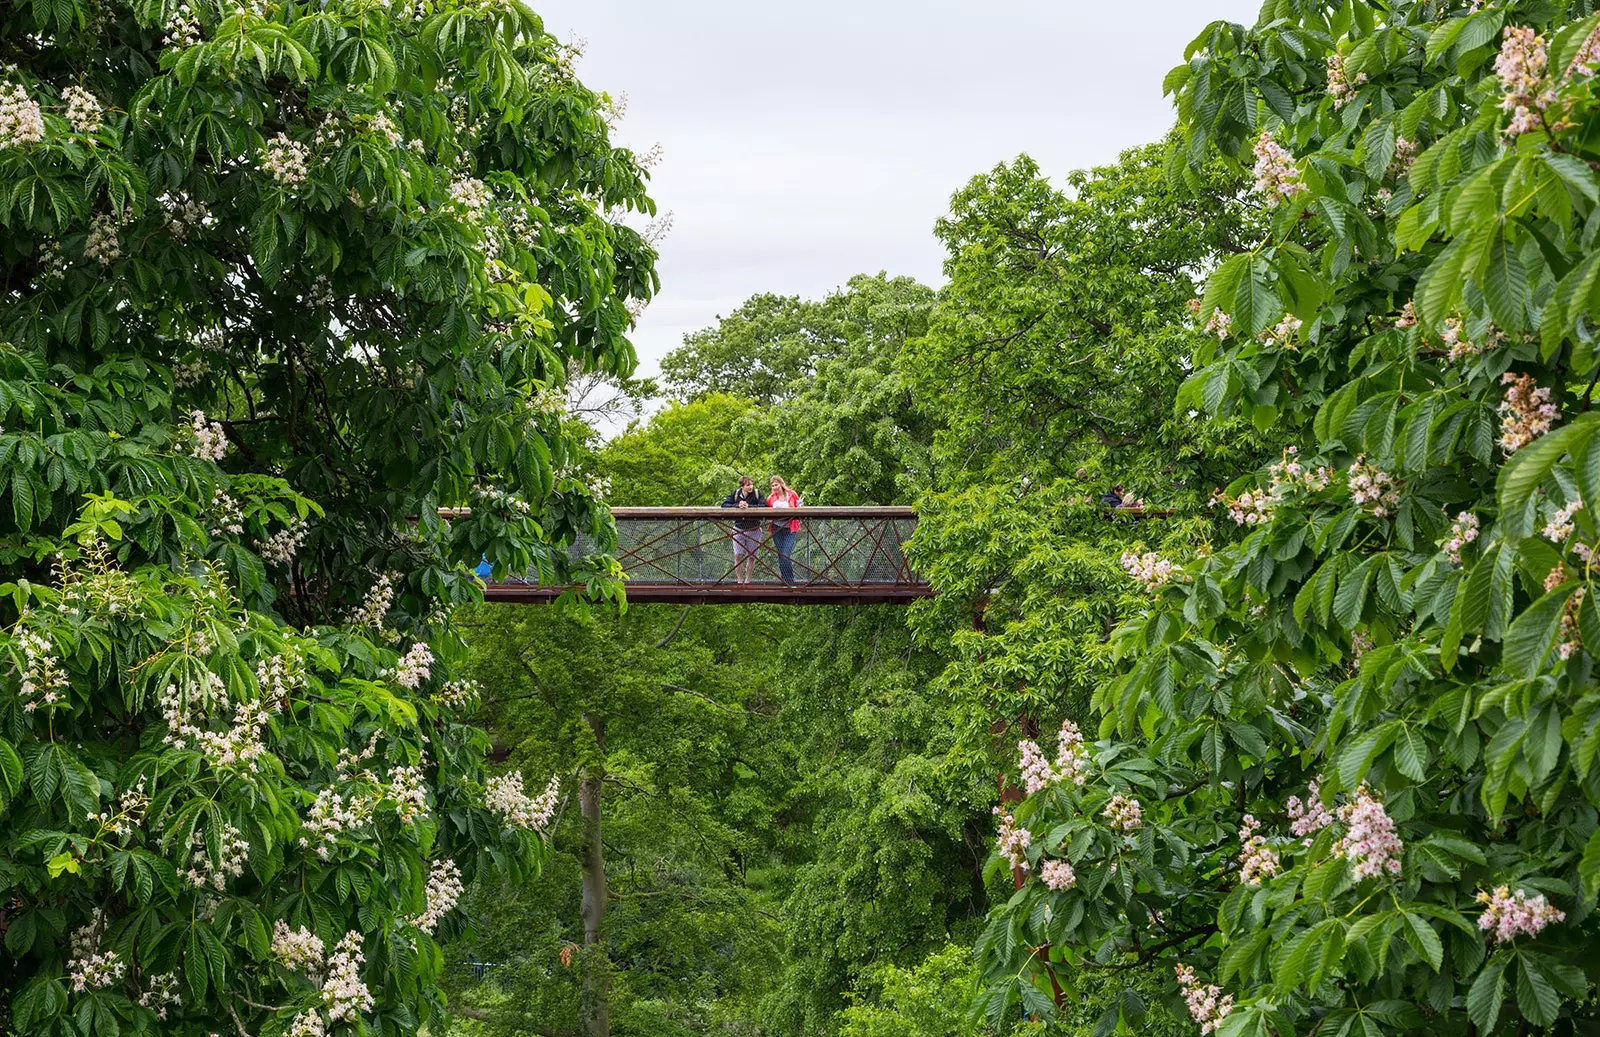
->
xmin=660 ymin=273 xmax=932 ymax=408
xmin=0 ymin=0 xmax=654 ymax=1033
xmin=975 ymin=2 xmax=1600 ymax=1033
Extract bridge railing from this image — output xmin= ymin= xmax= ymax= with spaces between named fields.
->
xmin=484 ymin=506 xmax=927 ymax=604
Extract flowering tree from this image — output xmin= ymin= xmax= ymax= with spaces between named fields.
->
xmin=0 ymin=0 xmax=653 ymax=1031
xmin=974 ymin=1 xmax=1600 ymax=1032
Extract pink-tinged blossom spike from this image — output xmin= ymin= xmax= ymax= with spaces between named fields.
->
xmin=1333 ymin=785 xmax=1403 ymax=880
xmin=1442 ymin=512 xmax=1479 ymax=565
xmin=1102 ymin=794 xmax=1142 ymax=832
xmin=1018 ymin=739 xmax=1058 ymax=795
xmin=1543 ymin=498 xmax=1582 ymax=543
xmin=1056 ymin=720 xmax=1089 ymax=786
xmin=1237 ymin=815 xmax=1280 ymax=885
xmin=1347 ymin=455 xmax=1399 ymax=517
xmin=1121 ymin=551 xmax=1176 ymax=590
xmin=1285 ymin=779 xmax=1334 ymax=843
xmin=1203 ymin=308 xmax=1232 ymax=340
xmin=1495 ymin=25 xmax=1550 ymax=139
xmin=993 ymin=806 xmax=1032 ymax=872
xmin=1498 ymin=373 xmax=1558 ymax=453
xmin=1251 ymin=132 xmax=1306 ymax=203
xmin=1476 ymin=885 xmax=1565 ymax=943
xmin=1040 ymin=858 xmax=1076 ymax=891
xmin=1175 ymin=965 xmax=1234 ymax=1035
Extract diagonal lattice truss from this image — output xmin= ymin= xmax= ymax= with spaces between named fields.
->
xmin=484 ymin=507 xmax=929 ymax=604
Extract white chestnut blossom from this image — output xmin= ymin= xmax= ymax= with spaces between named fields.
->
xmin=392 ymin=643 xmax=433 ymax=689
xmin=137 ymin=972 xmax=182 ymax=1019
xmin=485 ymin=772 xmax=560 ymax=831
xmin=350 ymin=572 xmax=397 ymax=628
xmin=184 ymin=822 xmax=249 ymax=890
xmin=412 ymin=858 xmax=465 ymax=933
xmin=60 ymin=86 xmax=102 ymax=134
xmin=1443 ymin=512 xmax=1480 ymax=565
xmin=12 ymin=626 xmax=66 ymax=712
xmin=1347 ymin=455 xmax=1399 ymax=516
xmin=84 ymin=214 xmax=122 ymax=265
xmin=322 ymin=931 xmax=374 ymax=1022
xmin=261 ymin=133 xmax=311 ymax=187
xmin=1333 ymin=785 xmax=1403 ymax=880
xmin=87 ymin=776 xmax=150 ymax=842
xmin=1286 ymin=778 xmax=1335 ymax=842
xmin=272 ymin=921 xmax=326 ymax=971
xmin=208 ymin=489 xmax=244 ymax=536
xmin=433 ymin=677 xmax=479 ymax=708
xmin=1219 ymin=487 xmax=1274 ymax=526
xmin=1544 ymin=498 xmax=1582 ymax=543
xmin=1251 ymin=131 xmax=1306 ymax=203
xmin=1495 ymin=25 xmax=1550 ymax=137
xmin=1203 ymin=307 xmax=1231 ymax=340
xmin=160 ymin=192 xmax=213 ymax=239
xmin=301 ymin=787 xmax=372 ymax=859
xmin=0 ymin=83 xmax=45 ymax=148
xmin=188 ymin=409 xmax=228 ymax=461
xmin=1175 ymin=964 xmax=1234 ymax=1036
xmin=69 ymin=949 xmax=125 ymax=992
xmin=163 ymin=3 xmax=201 ymax=46
xmin=1121 ymin=551 xmax=1176 ymax=589
xmin=447 ymin=176 xmax=492 ymax=218
xmin=256 ymin=519 xmax=308 ymax=566
xmin=387 ymin=765 xmax=429 ymax=822
xmin=287 ymin=1010 xmax=328 ymax=1037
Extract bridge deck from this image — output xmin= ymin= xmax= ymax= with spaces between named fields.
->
xmin=481 ymin=506 xmax=929 ymax=605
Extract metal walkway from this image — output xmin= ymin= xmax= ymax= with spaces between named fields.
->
xmin=482 ymin=507 xmax=929 ymax=605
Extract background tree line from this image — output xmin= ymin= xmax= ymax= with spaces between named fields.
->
xmin=439 ymin=138 xmax=1259 ymax=1036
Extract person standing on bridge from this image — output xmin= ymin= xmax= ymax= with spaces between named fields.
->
xmin=768 ymin=475 xmax=802 ymax=585
xmin=720 ymin=475 xmax=767 ymax=585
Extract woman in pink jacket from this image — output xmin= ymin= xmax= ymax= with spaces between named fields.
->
xmin=767 ymin=475 xmax=802 ymax=585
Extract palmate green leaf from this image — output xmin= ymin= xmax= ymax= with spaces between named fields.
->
xmin=1581 ymin=827 xmax=1600 ymax=901
xmin=1468 ymin=956 xmax=1508 ymax=1033
xmin=1414 ymin=234 xmax=1468 ymax=326
xmin=0 ymin=737 xmax=22 ymax=809
xmin=1482 ymin=228 xmax=1529 ymax=331
xmin=1517 ymin=955 xmax=1560 ymax=1026
xmin=1498 ymin=415 xmax=1600 ymax=532
xmin=1502 ymin=582 xmax=1578 ymax=677
xmin=1400 ymin=912 xmax=1443 ymax=972
xmin=1392 ymin=724 xmax=1428 ymax=781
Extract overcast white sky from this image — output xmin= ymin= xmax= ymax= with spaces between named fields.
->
xmin=538 ymin=0 xmax=1264 ymax=377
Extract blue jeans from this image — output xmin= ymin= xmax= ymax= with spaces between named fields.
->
xmin=772 ymin=529 xmax=797 ymax=584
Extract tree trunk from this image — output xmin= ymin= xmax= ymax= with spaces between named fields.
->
xmin=578 ymin=714 xmax=609 ymax=1037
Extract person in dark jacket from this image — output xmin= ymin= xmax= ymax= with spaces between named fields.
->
xmin=720 ymin=476 xmax=767 ymax=584
xmin=1100 ymin=485 xmax=1125 ymax=508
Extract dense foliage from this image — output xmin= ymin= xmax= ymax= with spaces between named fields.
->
xmin=0 ymin=0 xmax=654 ymax=1033
xmin=976 ymin=0 xmax=1600 ymax=1033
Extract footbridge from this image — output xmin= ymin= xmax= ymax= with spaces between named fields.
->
xmin=482 ymin=506 xmax=929 ymax=605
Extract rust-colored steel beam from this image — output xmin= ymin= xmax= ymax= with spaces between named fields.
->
xmin=482 ymin=583 xmax=934 ymax=605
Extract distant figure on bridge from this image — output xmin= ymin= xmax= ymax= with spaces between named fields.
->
xmin=1100 ymin=485 xmax=1125 ymax=508
xmin=768 ymin=475 xmax=802 ymax=585
xmin=721 ymin=476 xmax=767 ymax=585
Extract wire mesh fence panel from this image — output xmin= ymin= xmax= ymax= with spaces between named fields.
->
xmin=484 ymin=509 xmax=927 ymax=601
